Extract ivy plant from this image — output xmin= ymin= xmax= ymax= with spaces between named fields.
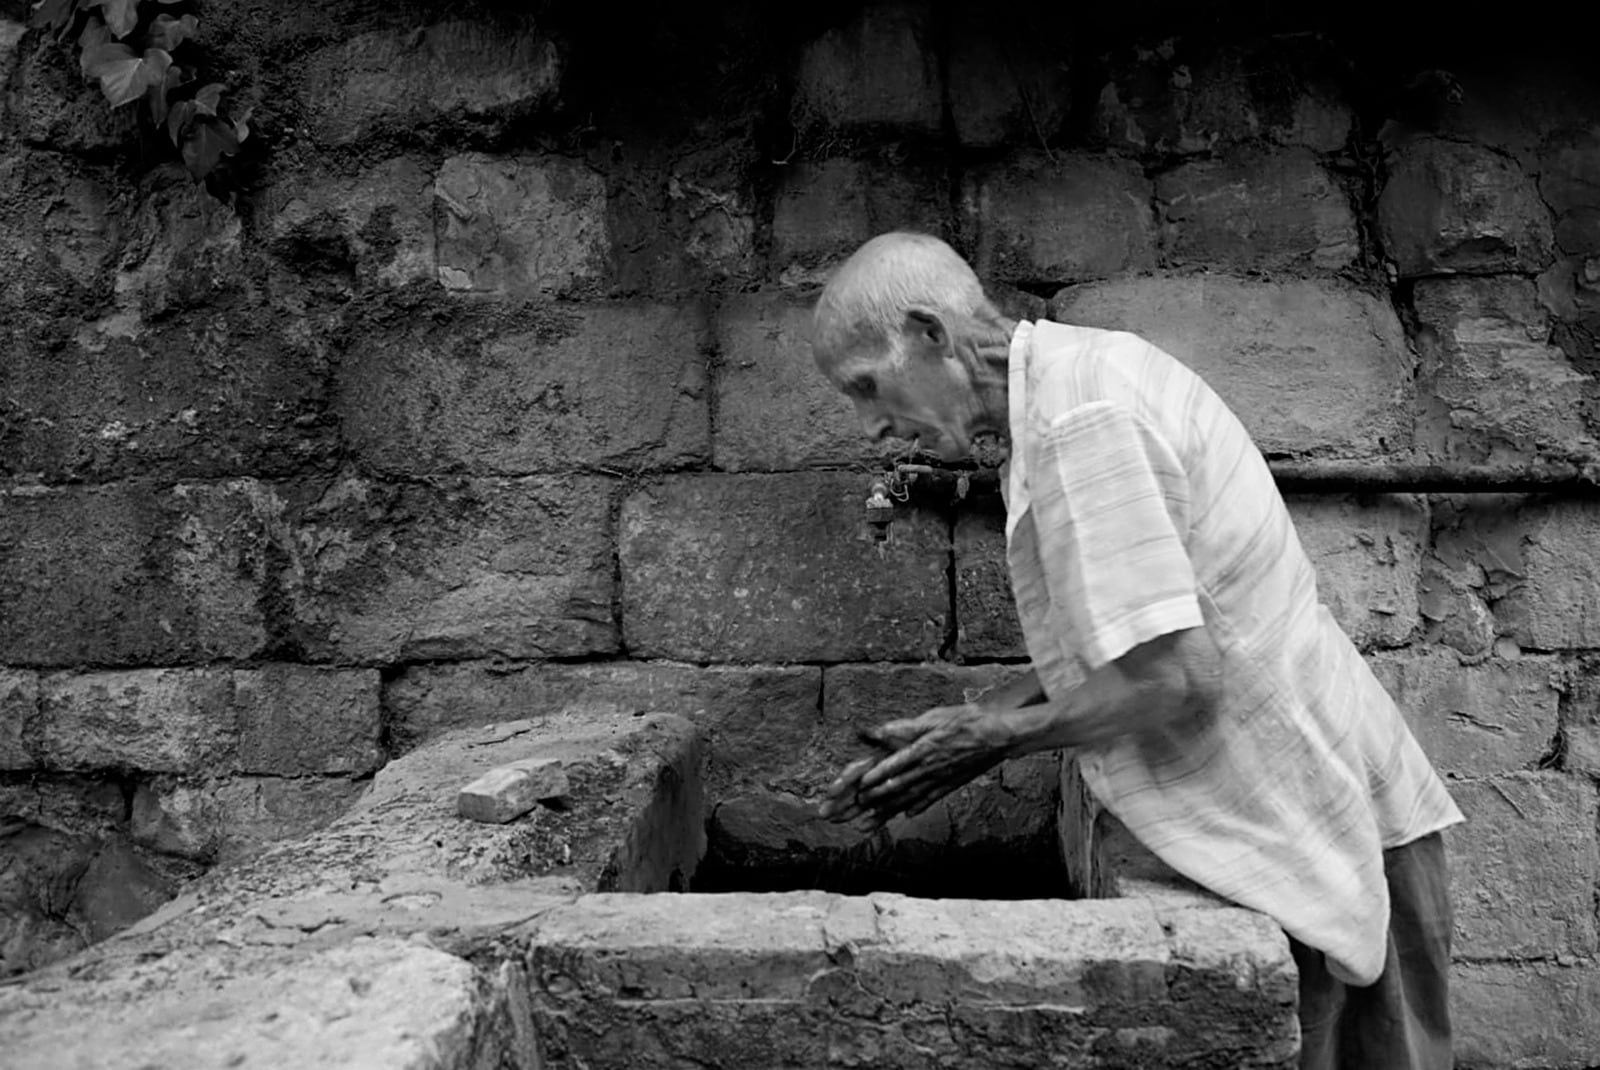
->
xmin=30 ymin=0 xmax=250 ymax=180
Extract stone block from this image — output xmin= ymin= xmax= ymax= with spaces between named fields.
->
xmin=1286 ymin=495 xmax=1425 ymax=650
xmin=131 ymin=775 xmax=364 ymax=863
xmin=961 ymin=153 xmax=1156 ymax=284
xmin=303 ymin=20 xmax=560 ymax=146
xmin=791 ymin=3 xmax=941 ymax=135
xmin=39 ymin=670 xmax=237 ymax=775
xmin=713 ymin=292 xmax=900 ymax=471
xmin=458 ymin=759 xmax=570 ymax=824
xmin=953 ymin=502 xmax=1025 ymax=659
xmin=259 ymin=157 xmax=436 ymax=289
xmin=946 ymin=12 xmax=1070 ymax=149
xmin=435 ymin=153 xmax=609 ymax=298
xmin=1156 ymin=147 xmax=1359 ymax=273
xmin=0 ymin=152 xmax=118 ymax=311
xmin=234 ymin=667 xmax=383 ymax=777
xmin=338 ymin=302 xmax=708 ymax=475
xmin=1377 ymin=138 xmax=1554 ymax=277
xmin=1447 ymin=773 xmax=1598 ymax=959
xmin=1090 ymin=43 xmax=1352 ymax=156
xmin=1453 ymin=961 xmax=1600 ymax=1069
xmin=1541 ymin=128 xmax=1600 ymax=255
xmin=1561 ymin=655 xmax=1600 ymax=778
xmin=1 ymin=302 xmax=336 ymax=484
xmin=620 ymin=473 xmax=948 ymax=663
xmin=0 ymin=483 xmax=270 ymax=667
xmin=114 ymin=169 xmax=245 ymax=318
xmin=281 ymin=475 xmax=617 ymax=663
xmin=383 ymin=660 xmax=819 ymax=795
xmin=1051 ymin=275 xmax=1414 ymax=459
xmin=1485 ymin=500 xmax=1600 ymax=650
xmin=768 ymin=159 xmax=949 ymax=286
xmin=1413 ymin=276 xmax=1596 ymax=464
xmin=0 ymin=670 xmax=37 ymax=771
xmin=0 ymin=775 xmax=127 ymax=839
xmin=1366 ymin=650 xmax=1560 ymax=777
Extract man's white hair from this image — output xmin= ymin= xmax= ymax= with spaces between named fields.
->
xmin=812 ymin=232 xmax=997 ymax=366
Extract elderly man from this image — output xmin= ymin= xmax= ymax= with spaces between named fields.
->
xmin=812 ymin=232 xmax=1463 ymax=1070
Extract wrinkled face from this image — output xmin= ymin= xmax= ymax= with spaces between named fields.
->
xmin=818 ymin=344 xmax=984 ymax=462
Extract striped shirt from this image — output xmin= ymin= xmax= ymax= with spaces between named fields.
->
xmin=1002 ymin=319 xmax=1463 ymax=985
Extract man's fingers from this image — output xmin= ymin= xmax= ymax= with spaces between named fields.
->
xmin=864 ymin=717 xmax=926 ymax=750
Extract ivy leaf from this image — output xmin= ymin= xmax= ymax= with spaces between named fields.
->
xmin=77 ymin=15 xmax=111 ymax=72
xmin=233 ymin=106 xmax=253 ymax=143
xmin=30 ymin=0 xmax=80 ymax=37
xmin=83 ymin=43 xmax=172 ymax=107
xmin=180 ymin=114 xmax=241 ymax=179
xmin=166 ymin=97 xmax=195 ymax=146
xmin=144 ymin=13 xmax=197 ymax=51
xmin=193 ymin=82 xmax=223 ymax=116
xmin=87 ymin=0 xmax=140 ymax=39
xmin=145 ymin=63 xmax=182 ymax=126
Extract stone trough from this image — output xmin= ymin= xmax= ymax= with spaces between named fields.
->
xmin=0 ymin=711 xmax=1298 ymax=1068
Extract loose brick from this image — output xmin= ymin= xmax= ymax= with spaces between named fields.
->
xmin=338 ymin=302 xmax=708 ymax=475
xmin=39 ymin=670 xmax=237 ymax=775
xmin=1090 ymin=43 xmax=1352 ymax=156
xmin=1156 ymin=147 xmax=1359 ymax=273
xmin=946 ymin=12 xmax=1070 ymax=149
xmin=259 ymin=157 xmax=436 ymax=289
xmin=790 ymin=3 xmax=941 ymax=135
xmin=1377 ymin=138 xmax=1554 ymax=277
xmin=0 ymin=483 xmax=270 ymax=667
xmin=131 ymin=775 xmax=363 ymax=863
xmin=1287 ymin=495 xmax=1425 ymax=650
xmin=713 ymin=292 xmax=900 ymax=471
xmin=619 ymin=473 xmax=948 ymax=663
xmin=1051 ymin=275 xmax=1415 ymax=459
xmin=458 ymin=759 xmax=570 ymax=824
xmin=282 ymin=475 xmax=617 ymax=664
xmin=234 ymin=667 xmax=382 ymax=777
xmin=0 ymin=670 xmax=39 ymax=771
xmin=384 ymin=660 xmax=819 ymax=795
xmin=1366 ymin=650 xmax=1560 ymax=777
xmin=303 ymin=20 xmax=560 ymax=146
xmin=1413 ymin=277 xmax=1596 ymax=464
xmin=435 ymin=153 xmax=609 ymax=298
xmin=1454 ymin=961 xmax=1600 ymax=1069
xmin=1447 ymin=772 xmax=1598 ymax=959
xmin=768 ymin=159 xmax=949 ymax=286
xmin=953 ymin=502 xmax=1025 ymax=659
xmin=962 ymin=153 xmax=1156 ymax=284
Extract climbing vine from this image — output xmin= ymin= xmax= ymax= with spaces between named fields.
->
xmin=30 ymin=0 xmax=250 ymax=180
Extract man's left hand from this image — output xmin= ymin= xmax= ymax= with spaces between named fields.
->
xmin=819 ymin=704 xmax=1010 ymax=831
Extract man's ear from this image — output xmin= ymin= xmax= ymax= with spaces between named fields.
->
xmin=902 ymin=308 xmax=948 ymax=359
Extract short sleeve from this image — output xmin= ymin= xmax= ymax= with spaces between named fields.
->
xmin=1030 ymin=400 xmax=1203 ymax=669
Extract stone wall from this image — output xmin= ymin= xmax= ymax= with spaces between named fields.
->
xmin=2 ymin=0 xmax=1599 ymax=1064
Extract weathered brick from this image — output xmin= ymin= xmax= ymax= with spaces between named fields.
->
xmin=1051 ymin=275 xmax=1414 ymax=459
xmin=713 ymin=292 xmax=900 ymax=471
xmin=1562 ymin=655 xmax=1600 ymax=778
xmin=1 ymin=302 xmax=336 ymax=483
xmin=1541 ymin=128 xmax=1600 ymax=256
xmin=281 ymin=475 xmax=617 ymax=664
xmin=1454 ymin=961 xmax=1600 ymax=1069
xmin=768 ymin=159 xmax=949 ymax=286
xmin=1156 ymin=148 xmax=1359 ymax=273
xmin=339 ymin=302 xmax=707 ymax=476
xmin=1448 ymin=772 xmax=1598 ymax=959
xmin=1413 ymin=276 xmax=1597 ymax=464
xmin=1539 ymin=254 xmax=1600 ymax=369
xmin=303 ymin=20 xmax=560 ymax=146
xmin=131 ymin=775 xmax=363 ymax=863
xmin=0 ymin=20 xmax=25 ymax=99
xmin=384 ymin=660 xmax=819 ymax=794
xmin=39 ymin=670 xmax=237 ymax=775
xmin=0 ymin=775 xmax=127 ymax=838
xmin=0 ymin=483 xmax=270 ymax=667
xmin=0 ymin=152 xmax=118 ymax=310
xmin=1484 ymin=500 xmax=1600 ymax=650
xmin=1090 ymin=43 xmax=1352 ymax=156
xmin=791 ymin=3 xmax=941 ymax=135
xmin=259 ymin=157 xmax=436 ymax=289
xmin=946 ymin=12 xmax=1070 ymax=149
xmin=114 ymin=169 xmax=246 ymax=319
xmin=1287 ymin=495 xmax=1425 ymax=650
xmin=1366 ymin=650 xmax=1559 ymax=777
xmin=0 ymin=670 xmax=39 ymax=771
xmin=235 ymin=667 xmax=382 ymax=777
xmin=435 ymin=153 xmax=609 ymax=298
xmin=952 ymin=503 xmax=1025 ymax=660
xmin=619 ymin=473 xmax=948 ymax=663
xmin=1377 ymin=138 xmax=1554 ymax=277
xmin=962 ymin=153 xmax=1156 ymax=284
